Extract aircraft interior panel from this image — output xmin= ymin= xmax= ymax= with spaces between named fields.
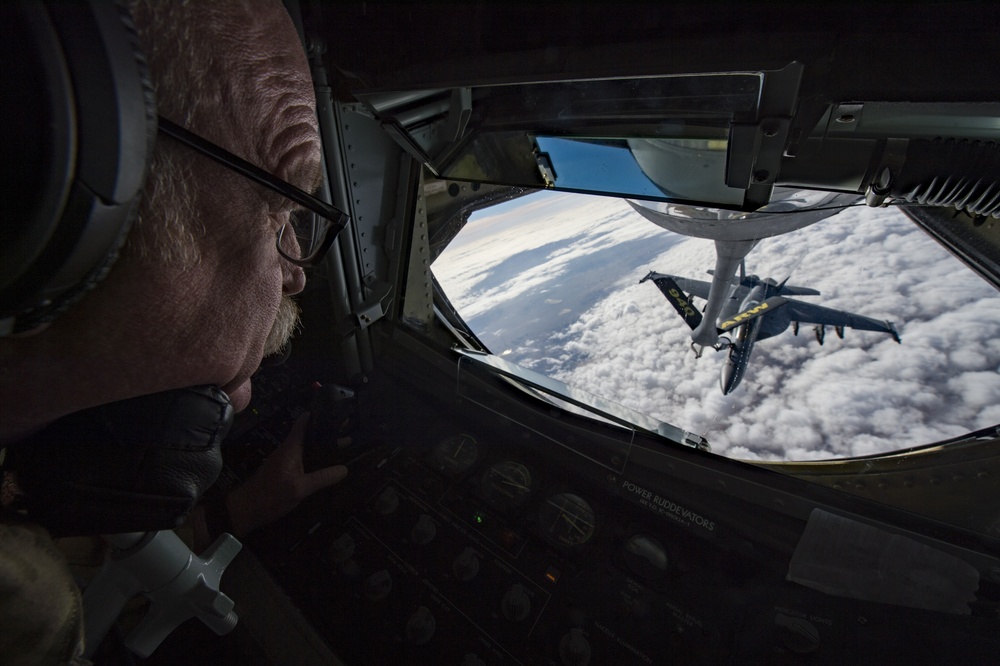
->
xmin=191 ymin=329 xmax=1000 ymax=665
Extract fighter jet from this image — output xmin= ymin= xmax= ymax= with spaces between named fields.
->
xmin=628 ymin=189 xmax=862 ymax=350
xmin=641 ymin=269 xmax=902 ymax=394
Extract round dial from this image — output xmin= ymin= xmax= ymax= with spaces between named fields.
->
xmin=538 ymin=493 xmax=596 ymax=547
xmin=481 ymin=461 xmax=534 ymax=510
xmin=430 ymin=434 xmax=480 ymax=477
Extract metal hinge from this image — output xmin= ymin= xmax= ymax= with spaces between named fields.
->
xmin=352 ymin=280 xmax=393 ymax=330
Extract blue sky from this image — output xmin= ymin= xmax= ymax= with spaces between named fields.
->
xmin=534 ymin=137 xmax=665 ymax=198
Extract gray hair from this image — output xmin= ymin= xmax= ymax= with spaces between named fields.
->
xmin=125 ymin=0 xmax=261 ymax=267
xmin=123 ymin=0 xmax=212 ymax=266
xmin=125 ymin=0 xmax=307 ymax=353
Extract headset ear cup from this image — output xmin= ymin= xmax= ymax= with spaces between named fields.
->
xmin=118 ymin=0 xmax=159 ymax=181
xmin=0 ymin=3 xmax=76 ymax=329
xmin=0 ymin=1 xmax=156 ymax=334
xmin=25 ymin=1 xmax=159 ymax=330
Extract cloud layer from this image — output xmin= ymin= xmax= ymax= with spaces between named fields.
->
xmin=433 ymin=192 xmax=1000 ymax=461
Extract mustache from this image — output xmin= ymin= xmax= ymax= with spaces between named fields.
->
xmin=263 ymin=295 xmax=302 ymax=357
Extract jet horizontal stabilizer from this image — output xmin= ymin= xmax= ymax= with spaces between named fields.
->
xmin=888 ymin=321 xmax=902 ymax=344
xmin=779 ymin=284 xmax=822 ymax=296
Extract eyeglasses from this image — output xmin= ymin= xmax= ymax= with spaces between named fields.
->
xmin=157 ymin=116 xmax=348 ymax=267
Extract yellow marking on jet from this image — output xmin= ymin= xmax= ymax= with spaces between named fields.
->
xmin=719 ymin=301 xmax=772 ymax=329
xmin=667 ymin=288 xmax=697 ymax=318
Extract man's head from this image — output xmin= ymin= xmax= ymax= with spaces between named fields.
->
xmin=0 ymin=0 xmax=320 ymax=440
xmin=126 ymin=0 xmax=319 ymax=408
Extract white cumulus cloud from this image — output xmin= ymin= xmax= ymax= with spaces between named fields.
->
xmin=433 ymin=191 xmax=1000 ymax=461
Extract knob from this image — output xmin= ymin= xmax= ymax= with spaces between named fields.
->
xmin=340 ymin=559 xmax=360 ymax=581
xmin=411 ymin=514 xmax=437 ymax=545
xmin=405 ymin=606 xmax=436 ymax=645
xmin=364 ymin=569 xmax=392 ymax=601
xmin=559 ymin=628 xmax=592 ymax=666
xmin=502 ymin=584 xmax=531 ymax=622
xmin=622 ymin=535 xmax=668 ymax=582
xmin=329 ymin=533 xmax=355 ymax=564
xmin=376 ymin=487 xmax=399 ymax=516
xmin=774 ymin=613 xmax=819 ymax=654
xmin=452 ymin=548 xmax=480 ymax=581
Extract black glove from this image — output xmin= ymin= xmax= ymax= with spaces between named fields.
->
xmin=2 ymin=386 xmax=232 ymax=536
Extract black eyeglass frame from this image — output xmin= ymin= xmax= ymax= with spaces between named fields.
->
xmin=157 ymin=115 xmax=348 ymax=267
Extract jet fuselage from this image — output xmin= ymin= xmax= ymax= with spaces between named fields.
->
xmin=718 ymin=278 xmax=787 ymax=394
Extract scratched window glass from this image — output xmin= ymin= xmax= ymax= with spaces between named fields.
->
xmin=432 ymin=190 xmax=1000 ymax=461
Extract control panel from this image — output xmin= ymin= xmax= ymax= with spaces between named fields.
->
xmin=220 ymin=361 xmax=1000 ymax=665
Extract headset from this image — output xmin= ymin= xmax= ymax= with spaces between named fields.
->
xmin=0 ymin=1 xmax=233 ymax=536
xmin=0 ymin=0 xmax=155 ymax=336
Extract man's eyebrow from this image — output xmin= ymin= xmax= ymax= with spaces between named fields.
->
xmin=307 ymin=164 xmax=324 ymax=195
xmin=276 ymin=161 xmax=323 ymax=213
xmin=292 ymin=159 xmax=324 ymax=198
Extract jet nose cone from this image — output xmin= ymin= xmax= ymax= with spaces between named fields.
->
xmin=720 ymin=360 xmax=738 ymax=394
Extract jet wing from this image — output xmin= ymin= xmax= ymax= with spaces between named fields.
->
xmin=784 ymin=299 xmax=901 ymax=341
xmin=718 ymin=296 xmax=788 ymax=332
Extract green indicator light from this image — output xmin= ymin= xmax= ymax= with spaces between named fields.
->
xmin=473 ymin=511 xmax=485 ymax=525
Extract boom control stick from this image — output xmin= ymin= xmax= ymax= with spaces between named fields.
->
xmin=82 ymin=530 xmax=242 ymax=659
xmin=303 ymin=382 xmax=359 ymax=472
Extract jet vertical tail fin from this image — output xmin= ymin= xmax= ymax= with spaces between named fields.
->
xmin=641 ymin=272 xmax=704 ymax=330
